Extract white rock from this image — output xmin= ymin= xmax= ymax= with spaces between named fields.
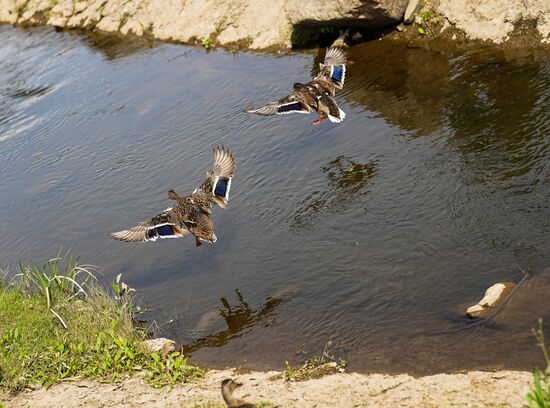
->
xmin=466 ymin=282 xmax=515 ymax=318
xmin=120 ymin=20 xmax=144 ymax=36
xmin=141 ymin=338 xmax=176 ymax=356
xmin=74 ymin=1 xmax=87 ymax=14
xmin=0 ymin=0 xmax=17 ymax=23
xmin=466 ymin=304 xmax=484 ymax=316
xmin=47 ymin=15 xmax=66 ymax=27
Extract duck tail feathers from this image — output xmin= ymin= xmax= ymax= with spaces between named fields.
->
xmin=167 ymin=189 xmax=179 ymax=200
xmin=328 ymin=108 xmax=346 ymax=123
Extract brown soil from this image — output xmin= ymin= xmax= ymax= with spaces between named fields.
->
xmin=2 ymin=369 xmax=533 ymax=407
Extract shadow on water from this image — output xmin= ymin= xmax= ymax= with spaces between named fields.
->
xmin=70 ymin=29 xmax=155 ymax=61
xmin=339 ymin=41 xmax=452 ymax=137
xmin=180 ymin=289 xmax=290 ymax=355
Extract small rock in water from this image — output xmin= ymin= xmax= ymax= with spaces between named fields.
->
xmin=142 ymin=338 xmax=176 ymax=356
xmin=466 ymin=282 xmax=516 ymax=318
xmin=331 ymin=30 xmax=350 ymax=48
xmin=351 ymin=31 xmax=364 ymax=42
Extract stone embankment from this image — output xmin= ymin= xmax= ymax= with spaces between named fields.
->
xmin=0 ymin=0 xmax=548 ymax=49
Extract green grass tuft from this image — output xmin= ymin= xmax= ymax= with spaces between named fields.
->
xmin=201 ymin=37 xmax=214 ymax=50
xmin=285 ymin=341 xmax=346 ymax=382
xmin=0 ymin=254 xmax=202 ymax=392
xmin=527 ymin=319 xmax=550 ymax=407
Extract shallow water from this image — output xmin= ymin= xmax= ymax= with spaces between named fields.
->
xmin=1 ymin=25 xmax=550 ymax=374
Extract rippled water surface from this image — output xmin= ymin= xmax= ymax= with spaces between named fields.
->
xmin=1 ymin=25 xmax=550 ymax=374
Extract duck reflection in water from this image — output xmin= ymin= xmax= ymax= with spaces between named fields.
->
xmin=181 ymin=289 xmax=289 ymax=354
xmin=292 ymin=156 xmax=378 ymax=229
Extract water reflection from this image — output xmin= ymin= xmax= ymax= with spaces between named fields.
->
xmin=445 ymin=55 xmax=550 ymax=177
xmin=292 ymin=156 xmax=378 ymax=229
xmin=495 ymin=268 xmax=550 ymax=326
xmin=5 ymin=85 xmax=52 ymax=99
xmin=181 ymin=289 xmax=289 ymax=354
xmin=342 ymin=41 xmax=451 ymax=137
xmin=73 ymin=30 xmax=154 ymax=60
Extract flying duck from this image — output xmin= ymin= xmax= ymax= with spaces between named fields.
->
xmin=110 ymin=146 xmax=235 ymax=247
xmin=247 ymin=47 xmax=347 ymax=125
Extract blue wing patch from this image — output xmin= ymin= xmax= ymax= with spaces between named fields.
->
xmin=214 ymin=178 xmax=229 ymax=199
xmin=332 ymin=65 xmax=344 ymax=83
xmin=147 ymin=224 xmax=175 ymax=239
xmin=278 ymin=102 xmax=304 ymax=113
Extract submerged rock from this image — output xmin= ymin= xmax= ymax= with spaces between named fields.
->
xmin=142 ymin=337 xmax=176 ymax=356
xmin=466 ymin=282 xmax=515 ymax=318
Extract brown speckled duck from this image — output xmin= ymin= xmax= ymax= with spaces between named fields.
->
xmin=246 ymin=47 xmax=347 ymax=125
xmin=221 ymin=379 xmax=256 ymax=408
xmin=110 ymin=146 xmax=235 ymax=247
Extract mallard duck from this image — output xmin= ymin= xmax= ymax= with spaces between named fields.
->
xmin=247 ymin=47 xmax=347 ymax=125
xmin=110 ymin=146 xmax=235 ymax=247
xmin=221 ymin=379 xmax=256 ymax=408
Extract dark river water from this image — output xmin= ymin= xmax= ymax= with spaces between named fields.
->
xmin=1 ymin=25 xmax=550 ymax=374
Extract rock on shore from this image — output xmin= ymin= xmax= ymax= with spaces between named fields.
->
xmin=437 ymin=0 xmax=550 ymax=44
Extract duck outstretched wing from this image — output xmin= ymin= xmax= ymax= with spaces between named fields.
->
xmin=110 ymin=208 xmax=189 ymax=242
xmin=246 ymin=95 xmax=310 ymax=116
xmin=316 ymin=47 xmax=347 ymax=90
xmin=195 ymin=146 xmax=236 ymax=209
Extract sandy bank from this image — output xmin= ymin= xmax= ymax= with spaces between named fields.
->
xmin=3 ymin=368 xmax=532 ymax=407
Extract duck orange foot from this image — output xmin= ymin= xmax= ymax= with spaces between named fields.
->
xmin=312 ymin=115 xmax=327 ymax=125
